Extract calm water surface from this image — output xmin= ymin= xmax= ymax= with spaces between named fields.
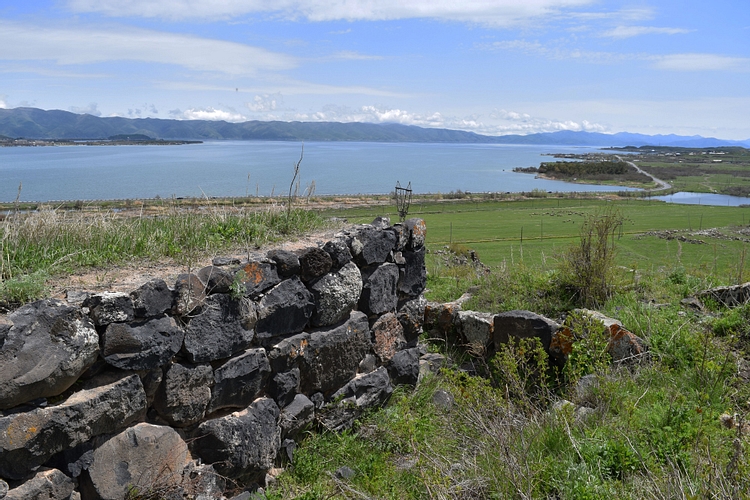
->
xmin=651 ymin=191 xmax=750 ymax=206
xmin=0 ymin=141 xmax=636 ymax=202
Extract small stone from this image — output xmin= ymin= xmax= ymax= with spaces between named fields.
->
xmin=266 ymin=249 xmax=300 ymax=278
xmin=4 ymin=468 xmax=74 ymax=500
xmin=298 ymin=247 xmax=332 ymax=282
xmin=237 ymin=260 xmax=281 ymax=298
xmin=359 ymin=263 xmax=399 ymax=316
xmin=371 ymin=312 xmax=406 ymax=363
xmin=322 ymin=238 xmax=353 ymax=270
xmin=213 ymin=256 xmax=241 ymax=267
xmin=130 ymin=278 xmax=173 ymax=318
xmin=154 ymin=362 xmax=213 ymax=426
xmin=208 ymin=348 xmax=272 ymax=414
xmin=335 ymin=466 xmax=356 ymax=480
xmin=432 ymin=389 xmax=454 ymax=410
xmin=197 ymin=265 xmax=235 ymax=295
xmin=84 ymin=292 xmax=134 ymax=326
xmin=173 ymin=273 xmax=206 ymax=316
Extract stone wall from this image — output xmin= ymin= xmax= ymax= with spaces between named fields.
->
xmin=0 ymin=217 xmax=428 ymax=499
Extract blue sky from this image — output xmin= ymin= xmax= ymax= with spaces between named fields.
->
xmin=1 ymin=0 xmax=748 ymax=139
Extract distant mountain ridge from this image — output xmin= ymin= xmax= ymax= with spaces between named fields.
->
xmin=0 ymin=107 xmax=747 ymax=148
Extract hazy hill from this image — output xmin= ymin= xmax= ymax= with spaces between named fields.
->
xmin=0 ymin=107 xmax=747 ymax=148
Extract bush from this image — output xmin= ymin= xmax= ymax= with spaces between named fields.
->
xmin=558 ymin=208 xmax=623 ymax=308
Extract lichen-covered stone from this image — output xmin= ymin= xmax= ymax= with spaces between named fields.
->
xmin=4 ymin=468 xmax=74 ymax=500
xmin=86 ymin=424 xmax=191 ymax=500
xmin=193 ymin=397 xmax=281 ymax=484
xmin=298 ymin=247 xmax=332 ymax=283
xmin=0 ymin=299 xmax=99 ymax=410
xmin=456 ymin=310 xmax=495 ymax=350
xmin=154 ymin=362 xmax=213 ymax=427
xmin=0 ymin=374 xmax=147 ymax=480
xmin=173 ymin=273 xmax=206 ymax=316
xmin=310 ymin=262 xmax=363 ymax=327
xmin=371 ymin=312 xmax=406 ymax=363
xmin=322 ymin=238 xmax=352 ymax=270
xmin=237 ymin=260 xmax=281 ymax=298
xmin=84 ymin=292 xmax=135 ymax=326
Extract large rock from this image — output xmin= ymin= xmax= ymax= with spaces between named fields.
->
xmin=353 ymin=226 xmax=397 ymax=266
xmin=322 ymin=238 xmax=352 ymax=270
xmin=207 ymin=348 xmax=271 ymax=414
xmin=268 ymin=368 xmax=300 ymax=407
xmin=0 ymin=299 xmax=99 ymax=410
xmin=424 ymin=300 xmax=461 ymax=339
xmin=183 ymin=293 xmax=255 ymax=363
xmin=130 ymin=278 xmax=174 ymax=318
xmin=318 ymin=367 xmax=393 ymax=432
xmin=0 ymin=373 xmax=147 ymax=480
xmin=154 ymin=362 xmax=213 ymax=427
xmin=299 ymin=311 xmax=372 ymax=396
xmin=4 ymin=468 xmax=74 ymax=500
xmin=193 ymin=398 xmax=281 ymax=484
xmin=85 ymin=424 xmax=191 ymax=500
xmin=102 ymin=315 xmax=184 ymax=370
xmin=397 ymin=247 xmax=426 ymax=297
xmin=266 ymin=333 xmax=310 ymax=374
xmin=237 ymin=260 xmax=281 ymax=298
xmin=298 ymin=247 xmax=332 ymax=283
xmin=387 ymin=348 xmax=420 ymax=386
xmin=266 ymin=249 xmax=300 ymax=278
xmin=173 ymin=273 xmax=206 ymax=316
xmin=698 ymin=282 xmax=750 ymax=307
xmin=197 ymin=265 xmax=235 ymax=295
xmin=456 ymin=311 xmax=495 ymax=350
xmin=279 ymin=394 xmax=315 ymax=440
xmin=397 ymin=295 xmax=427 ymax=343
xmin=359 ymin=263 xmax=399 ymax=316
xmin=371 ymin=312 xmax=406 ymax=363
xmin=404 ymin=218 xmax=426 ymax=250
xmin=84 ymin=292 xmax=134 ymax=326
xmin=494 ymin=310 xmax=560 ymax=352
xmin=309 ymin=262 xmax=363 ymax=327
xmin=255 ymin=278 xmax=314 ymax=342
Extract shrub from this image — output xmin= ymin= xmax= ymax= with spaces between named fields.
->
xmin=558 ymin=208 xmax=623 ymax=308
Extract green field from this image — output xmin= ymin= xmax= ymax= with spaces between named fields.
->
xmin=323 ymin=197 xmax=750 ymax=283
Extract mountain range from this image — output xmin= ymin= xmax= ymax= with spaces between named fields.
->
xmin=0 ymin=107 xmax=747 ymax=148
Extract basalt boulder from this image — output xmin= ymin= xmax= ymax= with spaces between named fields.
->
xmin=309 ymin=262 xmax=363 ymax=327
xmin=102 ymin=314 xmax=184 ymax=371
xmin=183 ymin=293 xmax=255 ymax=363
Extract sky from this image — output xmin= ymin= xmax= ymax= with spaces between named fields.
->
xmin=1 ymin=0 xmax=749 ymax=140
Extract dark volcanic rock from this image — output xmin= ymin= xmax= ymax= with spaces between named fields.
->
xmin=266 ymin=249 xmax=300 ymax=278
xmin=397 ymin=295 xmax=427 ymax=343
xmin=266 ymin=333 xmax=310 ymax=373
xmin=354 ymin=226 xmax=397 ymax=266
xmin=173 ymin=273 xmax=206 ymax=316
xmin=102 ymin=315 xmax=184 ymax=370
xmin=310 ymin=262 xmax=363 ymax=327
xmin=387 ymin=348 xmax=420 ymax=386
xmin=255 ymin=278 xmax=314 ymax=342
xmin=183 ymin=293 xmax=255 ymax=363
xmin=4 ymin=468 xmax=74 ymax=500
xmin=130 ymin=278 xmax=173 ymax=318
xmin=268 ymin=368 xmax=300 ymax=407
xmin=398 ymin=247 xmax=426 ymax=297
xmin=298 ymin=247 xmax=332 ymax=283
xmin=237 ymin=260 xmax=281 ymax=298
xmin=494 ymin=310 xmax=560 ymax=352
xmin=299 ymin=311 xmax=371 ymax=396
xmin=86 ymin=424 xmax=191 ymax=500
xmin=359 ymin=263 xmax=399 ymax=316
xmin=0 ymin=299 xmax=99 ymax=410
xmin=207 ymin=348 xmax=271 ymax=414
xmin=318 ymin=367 xmax=393 ymax=432
xmin=0 ymin=373 xmax=146 ymax=480
xmin=322 ymin=238 xmax=352 ymax=270
xmin=193 ymin=397 xmax=281 ymax=484
xmin=197 ymin=265 xmax=235 ymax=295
xmin=154 ymin=362 xmax=213 ymax=427
xmin=279 ymin=394 xmax=314 ymax=440
xmin=84 ymin=292 xmax=135 ymax=326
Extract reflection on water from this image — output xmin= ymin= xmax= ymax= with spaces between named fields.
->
xmin=651 ymin=192 xmax=750 ymax=207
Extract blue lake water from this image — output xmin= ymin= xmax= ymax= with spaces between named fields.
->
xmin=0 ymin=141 xmax=637 ymax=202
xmin=651 ymin=191 xmax=750 ymax=206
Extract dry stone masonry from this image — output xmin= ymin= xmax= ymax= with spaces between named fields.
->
xmin=0 ymin=218 xmax=427 ymax=499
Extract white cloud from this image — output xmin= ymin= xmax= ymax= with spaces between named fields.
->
xmin=180 ymin=107 xmax=247 ymax=122
xmin=0 ymin=98 xmax=6 ymax=109
xmin=247 ymin=94 xmax=282 ymax=112
xmin=488 ymin=108 xmax=607 ymax=134
xmin=0 ymin=20 xmax=296 ymax=76
xmin=602 ymin=26 xmax=690 ymax=39
xmin=652 ymin=53 xmax=750 ymax=71
xmin=69 ymin=103 xmax=102 ymax=116
xmin=67 ymin=0 xmax=595 ymax=26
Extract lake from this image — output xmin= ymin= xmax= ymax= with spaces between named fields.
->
xmin=651 ymin=191 xmax=750 ymax=206
xmin=0 ymin=141 xmax=635 ymax=202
